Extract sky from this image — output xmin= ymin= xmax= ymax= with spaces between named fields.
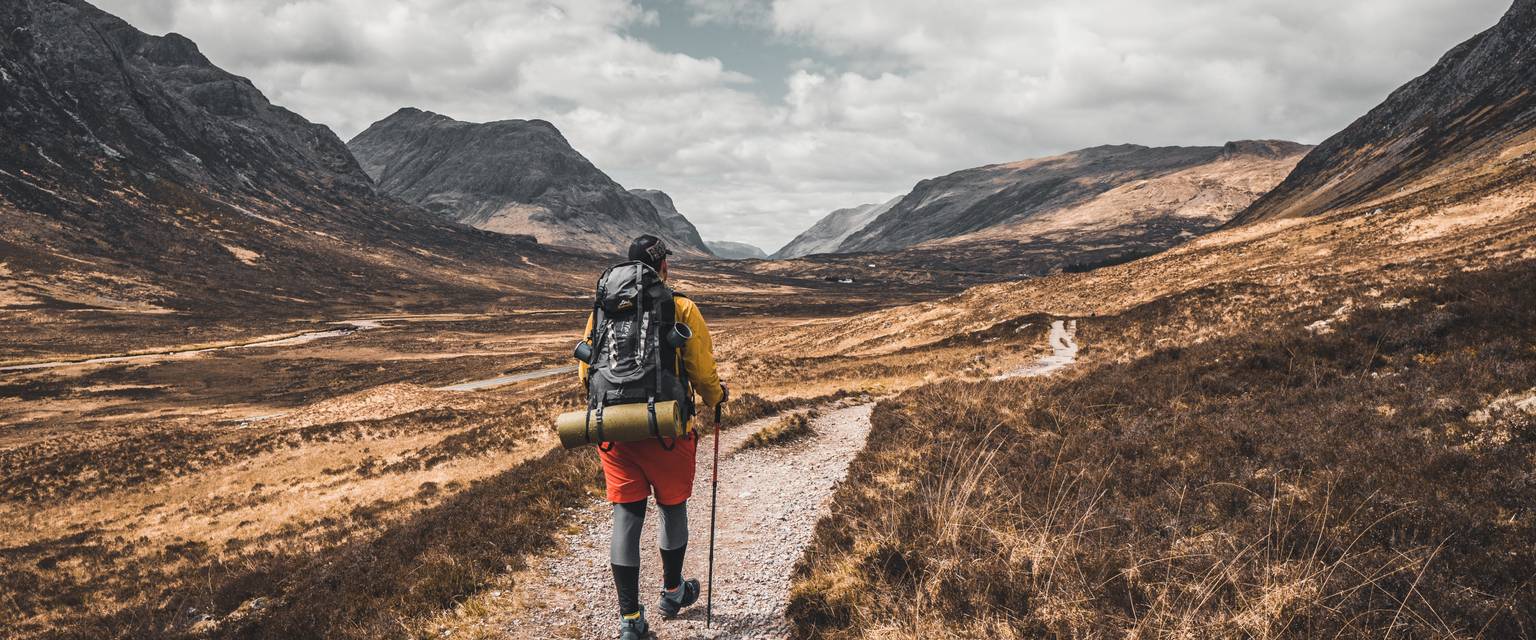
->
xmin=95 ymin=0 xmax=1514 ymax=252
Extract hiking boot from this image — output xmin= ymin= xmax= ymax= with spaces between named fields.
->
xmin=618 ymin=607 xmax=649 ymax=640
xmin=657 ymin=578 xmax=700 ymax=618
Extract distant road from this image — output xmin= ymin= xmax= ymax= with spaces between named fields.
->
xmin=436 ymin=364 xmax=578 ymax=392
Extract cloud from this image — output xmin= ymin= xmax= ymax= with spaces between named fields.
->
xmin=94 ymin=0 xmax=1513 ymax=252
xmin=680 ymin=0 xmax=772 ymax=26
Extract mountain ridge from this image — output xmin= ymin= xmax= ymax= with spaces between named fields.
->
xmin=772 ymin=198 xmax=901 ymax=259
xmin=348 ymin=108 xmax=710 ymax=257
xmin=839 ymin=140 xmax=1311 ymax=253
xmin=0 ymin=0 xmax=576 ymax=314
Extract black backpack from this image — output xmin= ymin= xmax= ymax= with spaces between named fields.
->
xmin=581 ymin=261 xmax=694 ymax=445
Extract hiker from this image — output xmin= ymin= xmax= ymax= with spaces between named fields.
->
xmin=576 ymin=234 xmax=728 ymax=639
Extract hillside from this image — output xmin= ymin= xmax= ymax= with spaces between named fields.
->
xmin=1234 ymin=0 xmax=1536 ymax=224
xmin=705 ymin=241 xmax=769 ymax=260
xmin=772 ymin=198 xmax=899 ymax=259
xmin=0 ymin=0 xmax=593 ymax=337
xmin=348 ymin=109 xmax=710 ymax=257
xmin=839 ymin=141 xmax=1311 ymax=253
xmin=740 ymin=141 xmax=1309 ymax=290
xmin=627 ymin=189 xmax=716 ymax=257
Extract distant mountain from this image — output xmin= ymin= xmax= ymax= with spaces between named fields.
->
xmin=348 ymin=109 xmax=709 ymax=256
xmin=741 ymin=141 xmax=1311 ymax=290
xmin=705 ymin=241 xmax=769 ymax=260
xmin=1232 ymin=0 xmax=1536 ymax=225
xmin=839 ymin=141 xmax=1312 ymax=253
xmin=628 ymin=189 xmax=716 ymax=257
xmin=0 ymin=0 xmax=572 ymax=314
xmin=772 ymin=197 xmax=901 ymax=259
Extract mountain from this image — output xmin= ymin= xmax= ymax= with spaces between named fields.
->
xmin=626 ymin=189 xmax=715 ymax=257
xmin=705 ymin=241 xmax=769 ymax=260
xmin=628 ymin=186 xmax=768 ymax=259
xmin=769 ymin=2 xmax=1536 ymax=357
xmin=1233 ymin=0 xmax=1536 ymax=225
xmin=740 ymin=141 xmax=1310 ymax=290
xmin=0 ymin=0 xmax=579 ymax=315
xmin=839 ymin=141 xmax=1311 ymax=253
xmin=772 ymin=197 xmax=901 ymax=259
xmin=348 ymin=109 xmax=710 ymax=257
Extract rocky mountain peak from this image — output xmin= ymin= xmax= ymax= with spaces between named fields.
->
xmin=348 ymin=111 xmax=709 ymax=256
xmin=139 ymin=32 xmax=208 ymax=66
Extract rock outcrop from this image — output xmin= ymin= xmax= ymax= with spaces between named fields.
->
xmin=1233 ymin=0 xmax=1536 ymax=224
xmin=627 ymin=189 xmax=713 ymax=256
xmin=0 ymin=0 xmax=577 ymax=313
xmin=772 ymin=198 xmax=900 ymax=259
xmin=348 ymin=109 xmax=710 ymax=256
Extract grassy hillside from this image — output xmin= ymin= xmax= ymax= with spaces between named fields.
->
xmin=787 ymin=261 xmax=1535 ymax=638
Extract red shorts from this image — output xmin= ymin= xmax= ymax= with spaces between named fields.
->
xmin=599 ymin=433 xmax=698 ymax=505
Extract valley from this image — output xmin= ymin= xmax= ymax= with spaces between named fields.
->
xmin=2 ymin=0 xmax=1535 ymax=638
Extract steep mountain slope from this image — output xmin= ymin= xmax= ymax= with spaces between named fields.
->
xmin=1234 ymin=0 xmax=1536 ymax=224
xmin=840 ymin=141 xmax=1310 ymax=253
xmin=773 ymin=198 xmax=901 ymax=259
xmin=627 ymin=189 xmax=713 ymax=256
xmin=705 ymin=241 xmax=769 ymax=260
xmin=0 ymin=0 xmax=582 ymax=317
xmin=348 ymin=109 xmax=710 ymax=256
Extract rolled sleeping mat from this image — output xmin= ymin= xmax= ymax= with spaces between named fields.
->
xmin=556 ymin=400 xmax=687 ymax=449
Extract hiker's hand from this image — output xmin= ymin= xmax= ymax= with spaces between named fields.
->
xmin=718 ymin=382 xmax=730 ymax=405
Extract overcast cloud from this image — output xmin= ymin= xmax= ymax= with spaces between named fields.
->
xmin=94 ymin=0 xmax=1513 ymax=251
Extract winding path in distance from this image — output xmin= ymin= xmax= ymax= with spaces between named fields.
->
xmin=992 ymin=318 xmax=1077 ymax=380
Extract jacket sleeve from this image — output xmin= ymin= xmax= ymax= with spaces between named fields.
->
xmin=578 ymin=311 xmax=594 ymax=388
xmin=678 ymin=299 xmax=724 ymax=407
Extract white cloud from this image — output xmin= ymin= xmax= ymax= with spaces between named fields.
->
xmin=94 ymin=0 xmax=1513 ymax=252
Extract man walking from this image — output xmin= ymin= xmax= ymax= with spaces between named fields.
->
xmin=577 ymin=234 xmax=727 ymax=639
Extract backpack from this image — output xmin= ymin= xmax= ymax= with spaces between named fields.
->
xmin=582 ymin=261 xmax=693 ymax=447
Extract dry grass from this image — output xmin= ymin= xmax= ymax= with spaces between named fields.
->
xmin=743 ymin=411 xmax=819 ymax=449
xmin=787 ymin=261 xmax=1536 ymax=639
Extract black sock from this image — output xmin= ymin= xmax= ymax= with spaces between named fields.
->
xmin=612 ymin=563 xmax=640 ymax=616
xmin=660 ymin=544 xmax=686 ymax=591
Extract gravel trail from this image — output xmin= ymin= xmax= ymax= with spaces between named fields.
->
xmin=501 ymin=400 xmax=876 ymax=639
xmin=992 ymin=318 xmax=1077 ymax=380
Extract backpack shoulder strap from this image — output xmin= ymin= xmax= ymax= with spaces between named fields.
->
xmin=654 ymin=283 xmax=678 ymax=376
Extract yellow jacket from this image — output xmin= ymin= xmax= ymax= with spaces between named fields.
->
xmin=578 ymin=295 xmax=725 ymax=411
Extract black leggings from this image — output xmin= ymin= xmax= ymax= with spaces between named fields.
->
xmin=611 ymin=499 xmax=688 ymax=615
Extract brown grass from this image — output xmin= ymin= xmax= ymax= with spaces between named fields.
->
xmin=787 ymin=261 xmax=1536 ymax=638
xmin=743 ymin=411 xmax=819 ymax=449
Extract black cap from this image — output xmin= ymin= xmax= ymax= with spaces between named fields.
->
xmin=628 ymin=234 xmax=673 ymax=269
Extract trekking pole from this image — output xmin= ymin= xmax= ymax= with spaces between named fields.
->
xmin=706 ymin=401 xmax=723 ymax=628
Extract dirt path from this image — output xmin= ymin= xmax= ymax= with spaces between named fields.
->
xmin=436 ymin=364 xmax=579 ymax=391
xmin=993 ymin=318 xmax=1077 ymax=379
xmin=489 ymin=318 xmax=1084 ymax=638
xmin=0 ymin=319 xmax=383 ymax=372
xmin=499 ymin=400 xmax=876 ymax=639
